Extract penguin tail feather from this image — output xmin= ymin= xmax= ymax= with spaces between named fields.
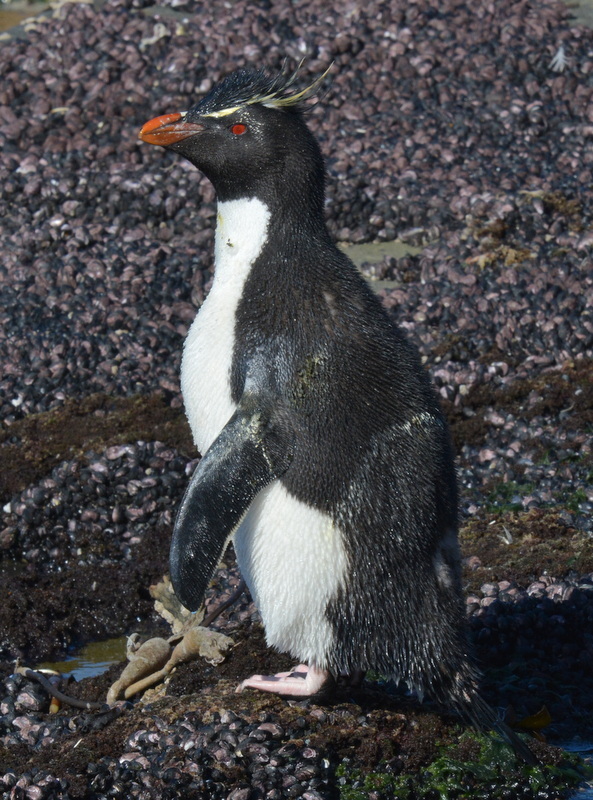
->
xmin=458 ymin=689 xmax=540 ymax=766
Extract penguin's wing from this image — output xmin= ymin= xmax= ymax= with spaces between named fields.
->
xmin=170 ymin=395 xmax=294 ymax=611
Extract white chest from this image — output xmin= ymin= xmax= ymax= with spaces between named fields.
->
xmin=180 ymin=197 xmax=271 ymax=454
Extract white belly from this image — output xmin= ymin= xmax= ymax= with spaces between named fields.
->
xmin=234 ymin=481 xmax=349 ymax=668
xmin=181 ymin=197 xmax=271 ymax=453
xmin=181 ymin=280 xmax=238 ymax=454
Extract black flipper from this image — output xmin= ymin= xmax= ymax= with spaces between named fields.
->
xmin=170 ymin=396 xmax=294 ymax=611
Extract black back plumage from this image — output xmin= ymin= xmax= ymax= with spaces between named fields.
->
xmin=232 ymin=197 xmax=464 ymax=700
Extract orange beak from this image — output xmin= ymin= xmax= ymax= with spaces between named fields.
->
xmin=139 ymin=113 xmax=205 ymax=146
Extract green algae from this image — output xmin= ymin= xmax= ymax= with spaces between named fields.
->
xmin=336 ymin=731 xmax=590 ymax=800
xmin=484 ymin=480 xmax=538 ymax=513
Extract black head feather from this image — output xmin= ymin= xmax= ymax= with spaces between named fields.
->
xmin=190 ymin=64 xmax=331 ymax=119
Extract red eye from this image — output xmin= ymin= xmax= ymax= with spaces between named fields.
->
xmin=231 ymin=123 xmax=247 ymax=135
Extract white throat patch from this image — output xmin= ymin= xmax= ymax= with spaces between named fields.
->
xmin=180 ymin=197 xmax=271 ymax=454
xmin=213 ymin=197 xmax=271 ymax=277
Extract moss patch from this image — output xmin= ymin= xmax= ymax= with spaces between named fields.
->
xmin=443 ymin=358 xmax=593 ymax=452
xmin=460 ymin=507 xmax=593 ymax=592
xmin=336 ymin=731 xmax=588 ymax=799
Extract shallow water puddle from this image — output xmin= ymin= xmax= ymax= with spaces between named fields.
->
xmin=339 ymin=238 xmax=422 ymax=267
xmin=569 ymin=785 xmax=593 ymax=799
xmin=563 ymin=742 xmax=593 ymax=799
xmin=339 ymin=238 xmax=424 ymax=290
xmin=0 ymin=0 xmax=49 ymax=34
xmin=565 ymin=0 xmax=593 ymax=27
xmin=38 ymin=634 xmax=127 ymax=680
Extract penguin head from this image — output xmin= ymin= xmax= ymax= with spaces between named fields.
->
xmin=139 ymin=66 xmax=330 ymax=208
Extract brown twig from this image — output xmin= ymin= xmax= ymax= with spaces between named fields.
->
xmin=17 ymin=667 xmax=109 ymax=711
xmin=200 ymin=579 xmax=246 ymax=627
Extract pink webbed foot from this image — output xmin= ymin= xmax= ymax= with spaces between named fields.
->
xmin=236 ymin=663 xmax=331 ymax=697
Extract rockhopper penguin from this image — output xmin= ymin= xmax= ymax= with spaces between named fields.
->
xmin=139 ymin=66 xmax=535 ymax=762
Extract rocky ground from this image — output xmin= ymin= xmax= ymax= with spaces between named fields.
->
xmin=1 ymin=0 xmax=593 ymax=797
